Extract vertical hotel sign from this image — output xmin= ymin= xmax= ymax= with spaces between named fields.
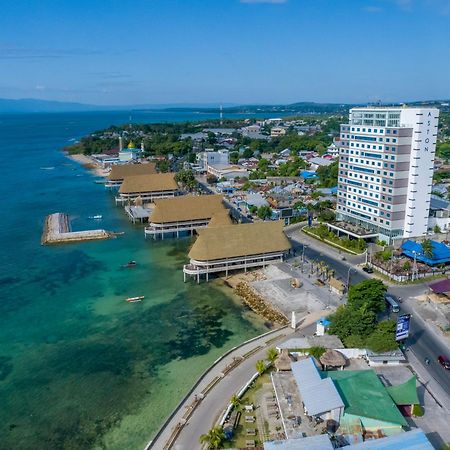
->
xmin=396 ymin=314 xmax=411 ymax=341
xmin=424 ymin=110 xmax=434 ymax=153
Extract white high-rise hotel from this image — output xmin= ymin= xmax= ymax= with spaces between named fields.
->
xmin=336 ymin=106 xmax=440 ymax=243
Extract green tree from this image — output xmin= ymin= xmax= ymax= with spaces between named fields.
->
xmin=433 ymin=224 xmax=442 ymax=234
xmin=206 ymin=174 xmax=218 ymax=185
xmin=344 ymin=334 xmax=366 ymax=348
xmin=230 ymin=394 xmax=241 ymax=410
xmin=308 ymin=346 xmax=326 ymax=359
xmin=421 ymin=239 xmax=434 ymax=259
xmin=258 ymin=158 xmax=269 ymax=172
xmin=266 ymin=347 xmax=278 ymax=364
xmin=156 ymin=159 xmax=170 ymax=173
xmin=242 ymin=148 xmax=254 ymax=159
xmin=199 ymin=426 xmax=225 ymax=449
xmin=229 ymin=151 xmax=239 ymax=164
xmin=347 ymin=279 xmax=387 ymax=314
xmin=175 ymin=169 xmax=197 ymax=190
xmin=256 ymin=359 xmax=266 ymax=375
xmin=403 ymin=261 xmax=411 ymax=271
xmin=257 ymin=205 xmax=272 ymax=220
xmin=365 ymin=320 xmax=398 ymax=353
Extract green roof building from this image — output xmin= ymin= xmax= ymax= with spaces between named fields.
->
xmin=322 ymin=370 xmax=408 ymax=439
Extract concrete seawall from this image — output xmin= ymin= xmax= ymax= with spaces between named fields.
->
xmin=41 ymin=213 xmax=111 ymax=245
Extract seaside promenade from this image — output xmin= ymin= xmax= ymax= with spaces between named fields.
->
xmin=147 ymin=311 xmax=326 ymax=450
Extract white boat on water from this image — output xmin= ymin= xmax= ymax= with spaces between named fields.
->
xmin=40 ymin=167 xmax=55 ymax=170
xmin=126 ymin=296 xmax=144 ymax=303
xmin=88 ymin=215 xmax=103 ymax=220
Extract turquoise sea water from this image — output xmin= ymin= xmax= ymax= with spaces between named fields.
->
xmin=0 ymin=111 xmax=279 ymax=450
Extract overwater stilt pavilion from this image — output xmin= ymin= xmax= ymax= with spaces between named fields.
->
xmin=144 ymin=194 xmax=230 ymax=239
xmin=183 ymin=221 xmax=291 ymax=283
xmin=105 ymin=163 xmax=156 ymax=188
xmin=116 ymin=173 xmax=179 ymax=205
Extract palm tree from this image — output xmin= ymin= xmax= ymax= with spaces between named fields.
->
xmin=266 ymin=347 xmax=278 ymax=364
xmin=421 ymin=239 xmax=434 ymax=259
xmin=230 ymin=394 xmax=241 ymax=410
xmin=256 ymin=359 xmax=266 ymax=375
xmin=199 ymin=426 xmax=225 ymax=449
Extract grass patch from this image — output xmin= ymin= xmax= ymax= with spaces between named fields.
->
xmin=222 ymin=371 xmax=272 ymax=448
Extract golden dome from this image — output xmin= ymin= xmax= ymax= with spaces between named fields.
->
xmin=127 ymin=141 xmax=135 ymax=149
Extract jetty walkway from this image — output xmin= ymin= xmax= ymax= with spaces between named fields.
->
xmin=146 ymin=311 xmax=326 ymax=450
xmin=41 ymin=213 xmax=111 ymax=245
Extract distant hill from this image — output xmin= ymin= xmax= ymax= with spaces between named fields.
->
xmin=0 ymin=98 xmax=105 ymax=113
xmin=1 ymin=97 xmax=448 ymax=115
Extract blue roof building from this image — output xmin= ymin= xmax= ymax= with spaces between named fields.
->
xmin=299 ymin=170 xmax=318 ymax=179
xmin=401 ymin=239 xmax=450 ymax=265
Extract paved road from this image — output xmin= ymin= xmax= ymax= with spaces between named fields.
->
xmin=288 ymin=228 xmax=450 ymax=401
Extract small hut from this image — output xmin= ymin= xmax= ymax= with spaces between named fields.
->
xmin=320 ymin=349 xmax=346 ymax=370
xmin=275 ymin=349 xmax=295 ymax=371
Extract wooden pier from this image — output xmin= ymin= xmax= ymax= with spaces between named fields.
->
xmin=41 ymin=213 xmax=112 ymax=245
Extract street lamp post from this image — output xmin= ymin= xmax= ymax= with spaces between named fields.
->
xmin=412 ymin=250 xmax=417 ymax=281
xmin=301 ymin=244 xmax=308 ymax=272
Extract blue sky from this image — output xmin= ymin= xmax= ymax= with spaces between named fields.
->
xmin=0 ymin=0 xmax=449 ymax=105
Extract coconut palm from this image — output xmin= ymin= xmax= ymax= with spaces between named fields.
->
xmin=266 ymin=347 xmax=278 ymax=364
xmin=199 ymin=426 xmax=225 ymax=449
xmin=421 ymin=239 xmax=434 ymax=259
xmin=256 ymin=359 xmax=266 ymax=375
xmin=230 ymin=394 xmax=241 ymax=410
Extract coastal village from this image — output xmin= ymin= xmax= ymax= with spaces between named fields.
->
xmin=62 ymin=107 xmax=450 ymax=450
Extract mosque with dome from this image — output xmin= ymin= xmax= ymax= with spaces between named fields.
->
xmin=118 ymin=137 xmax=144 ymax=163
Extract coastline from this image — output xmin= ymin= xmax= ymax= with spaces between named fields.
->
xmin=222 ymin=270 xmax=289 ymax=325
xmin=66 ymin=152 xmax=109 ymax=178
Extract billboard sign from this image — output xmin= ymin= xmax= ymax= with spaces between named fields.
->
xmin=396 ymin=314 xmax=411 ymax=341
xmin=280 ymin=208 xmax=293 ymax=219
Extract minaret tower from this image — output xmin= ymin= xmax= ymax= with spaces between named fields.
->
xmin=119 ymin=136 xmax=123 ymax=151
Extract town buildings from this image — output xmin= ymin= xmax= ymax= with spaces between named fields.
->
xmin=336 ymin=107 xmax=440 ymax=243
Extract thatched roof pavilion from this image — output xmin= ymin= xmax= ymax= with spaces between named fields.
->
xmin=320 ymin=349 xmax=346 ymax=370
xmin=275 ymin=349 xmax=295 ymax=371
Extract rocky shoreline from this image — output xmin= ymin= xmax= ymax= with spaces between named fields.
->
xmin=234 ymin=281 xmax=289 ymax=325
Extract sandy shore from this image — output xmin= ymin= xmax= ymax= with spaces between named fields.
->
xmin=67 ymin=153 xmax=109 ymax=178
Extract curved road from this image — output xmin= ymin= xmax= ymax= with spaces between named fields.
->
xmin=288 ymin=229 xmax=450 ymax=402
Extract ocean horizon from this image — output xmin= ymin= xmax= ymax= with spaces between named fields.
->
xmin=0 ymin=110 xmax=288 ymax=449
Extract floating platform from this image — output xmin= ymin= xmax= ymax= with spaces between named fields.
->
xmin=41 ymin=213 xmax=112 ymax=245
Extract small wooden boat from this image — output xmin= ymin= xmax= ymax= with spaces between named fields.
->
xmin=121 ymin=260 xmax=137 ymax=268
xmin=126 ymin=296 xmax=144 ymax=303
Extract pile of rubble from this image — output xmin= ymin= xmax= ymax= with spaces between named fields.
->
xmin=235 ymin=281 xmax=288 ymax=325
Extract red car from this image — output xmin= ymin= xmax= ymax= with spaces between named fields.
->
xmin=438 ymin=355 xmax=450 ymax=370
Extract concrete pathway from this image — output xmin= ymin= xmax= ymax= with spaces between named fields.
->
xmin=147 ymin=312 xmax=326 ymax=450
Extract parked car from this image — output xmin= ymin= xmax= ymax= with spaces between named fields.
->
xmin=362 ymin=266 xmax=374 ymax=273
xmin=438 ymin=355 xmax=450 ymax=369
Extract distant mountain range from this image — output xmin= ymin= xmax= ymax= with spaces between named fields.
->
xmin=0 ymin=97 xmax=448 ymax=115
